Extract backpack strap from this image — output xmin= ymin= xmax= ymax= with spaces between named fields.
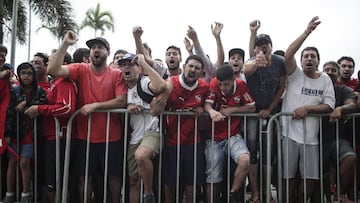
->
xmin=137 ymin=75 xmax=154 ymax=104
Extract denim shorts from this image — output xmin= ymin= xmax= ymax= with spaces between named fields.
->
xmin=204 ymin=134 xmax=249 ymax=183
xmin=10 ymin=142 xmax=33 ymax=158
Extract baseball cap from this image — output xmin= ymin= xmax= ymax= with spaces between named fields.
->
xmin=254 ymin=34 xmax=272 ymax=47
xmin=228 ymin=48 xmax=245 ymax=59
xmin=118 ymin=53 xmax=137 ymax=65
xmin=3 ymin=63 xmax=14 ymax=71
xmin=86 ymin=37 xmax=110 ymax=50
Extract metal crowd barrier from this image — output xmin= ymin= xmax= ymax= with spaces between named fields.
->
xmin=267 ymin=112 xmax=359 ymax=203
xmin=1 ymin=111 xmax=359 ymax=203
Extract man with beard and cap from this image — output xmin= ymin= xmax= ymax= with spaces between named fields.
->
xmin=161 ymin=55 xmax=209 ymax=203
xmin=281 ymin=16 xmax=335 ymax=203
xmin=47 ymin=31 xmax=127 ymax=203
xmin=243 ymin=20 xmax=286 ymax=203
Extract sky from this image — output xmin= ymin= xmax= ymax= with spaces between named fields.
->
xmin=4 ymin=0 xmax=360 ymax=75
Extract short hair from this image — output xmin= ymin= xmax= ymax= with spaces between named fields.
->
xmin=337 ymin=56 xmax=355 ymax=68
xmin=228 ymin=48 xmax=245 ymax=61
xmin=216 ymin=64 xmax=234 ymax=81
xmin=185 ymin=55 xmax=203 ymax=69
xmin=323 ymin=61 xmax=340 ymax=71
xmin=72 ymin=48 xmax=90 ymax=63
xmin=273 ymin=50 xmax=285 ymax=57
xmin=143 ymin=43 xmax=152 ymax=58
xmin=34 ymin=52 xmax=49 ymax=65
xmin=113 ymin=49 xmax=128 ymax=60
xmin=0 ymin=45 xmax=8 ymax=54
xmin=64 ymin=52 xmax=72 ymax=64
xmin=301 ymin=47 xmax=320 ymax=62
xmin=166 ymin=45 xmax=182 ymax=57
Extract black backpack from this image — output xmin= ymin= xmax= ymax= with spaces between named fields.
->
xmin=137 ymin=75 xmax=154 ymax=104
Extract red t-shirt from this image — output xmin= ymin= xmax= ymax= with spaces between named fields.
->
xmin=0 ymin=78 xmax=10 ymax=154
xmin=38 ymin=77 xmax=78 ymax=140
xmin=38 ymin=81 xmax=51 ymax=94
xmin=165 ymin=75 xmax=209 ymax=146
xmin=68 ymin=63 xmax=127 ymax=143
xmin=206 ymin=78 xmax=255 ymax=141
xmin=336 ymin=78 xmax=359 ymax=91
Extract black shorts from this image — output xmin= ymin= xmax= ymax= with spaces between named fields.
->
xmin=43 ymin=140 xmax=65 ymax=192
xmin=74 ymin=139 xmax=124 ymax=177
xmin=323 ymin=139 xmax=356 ymax=173
xmin=163 ymin=143 xmax=205 ymax=189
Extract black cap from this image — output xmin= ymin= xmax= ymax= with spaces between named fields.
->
xmin=254 ymin=34 xmax=272 ymax=47
xmin=228 ymin=48 xmax=245 ymax=59
xmin=118 ymin=53 xmax=137 ymax=65
xmin=86 ymin=37 xmax=110 ymax=50
xmin=3 ymin=63 xmax=14 ymax=71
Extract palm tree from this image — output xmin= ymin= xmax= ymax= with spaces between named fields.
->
xmin=0 ymin=0 xmax=77 ymax=44
xmin=80 ymin=3 xmax=114 ymax=37
xmin=36 ymin=21 xmax=78 ymax=43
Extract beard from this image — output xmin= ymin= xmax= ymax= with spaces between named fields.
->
xmin=91 ymin=55 xmax=107 ymax=69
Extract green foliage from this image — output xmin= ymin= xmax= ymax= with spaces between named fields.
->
xmin=0 ymin=0 xmax=77 ymax=44
xmin=80 ymin=3 xmax=114 ymax=37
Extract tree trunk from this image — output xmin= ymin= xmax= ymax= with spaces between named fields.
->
xmin=0 ymin=0 xmax=4 ymax=44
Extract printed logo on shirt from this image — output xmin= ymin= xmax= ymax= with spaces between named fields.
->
xmin=220 ymin=104 xmax=229 ymax=110
xmin=178 ymin=96 xmax=185 ymax=102
xmin=301 ymin=87 xmax=324 ymax=97
xmin=133 ymin=91 xmax=138 ymax=98
xmin=243 ymin=92 xmax=253 ymax=102
xmin=234 ymin=96 xmax=241 ymax=103
xmin=195 ymin=95 xmax=202 ymax=102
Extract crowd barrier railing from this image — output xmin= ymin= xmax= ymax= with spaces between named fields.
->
xmin=1 ymin=110 xmax=359 ymax=203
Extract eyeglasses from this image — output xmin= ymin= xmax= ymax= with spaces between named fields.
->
xmin=19 ymin=71 xmax=33 ymax=76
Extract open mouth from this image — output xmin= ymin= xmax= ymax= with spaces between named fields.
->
xmin=306 ymin=62 xmax=313 ymax=66
xmin=94 ymin=53 xmax=100 ymax=59
xmin=187 ymin=72 xmax=195 ymax=79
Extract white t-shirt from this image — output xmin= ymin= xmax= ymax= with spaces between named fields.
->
xmin=127 ymin=76 xmax=159 ymax=144
xmin=281 ymin=68 xmax=335 ymax=144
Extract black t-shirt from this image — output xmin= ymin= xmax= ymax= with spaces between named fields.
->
xmin=322 ymin=84 xmax=357 ymax=145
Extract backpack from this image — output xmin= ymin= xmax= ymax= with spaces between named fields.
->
xmin=137 ymin=75 xmax=154 ymax=104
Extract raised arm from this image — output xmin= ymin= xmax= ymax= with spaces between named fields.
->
xmin=183 ymin=37 xmax=194 ymax=56
xmin=47 ymin=31 xmax=78 ymax=78
xmin=187 ymin=25 xmax=216 ymax=80
xmin=133 ymin=26 xmax=154 ymax=67
xmin=211 ymin=22 xmax=224 ymax=67
xmin=249 ymin=20 xmax=260 ymax=58
xmin=136 ymin=54 xmax=166 ymax=94
xmin=284 ymin=16 xmax=321 ymax=75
